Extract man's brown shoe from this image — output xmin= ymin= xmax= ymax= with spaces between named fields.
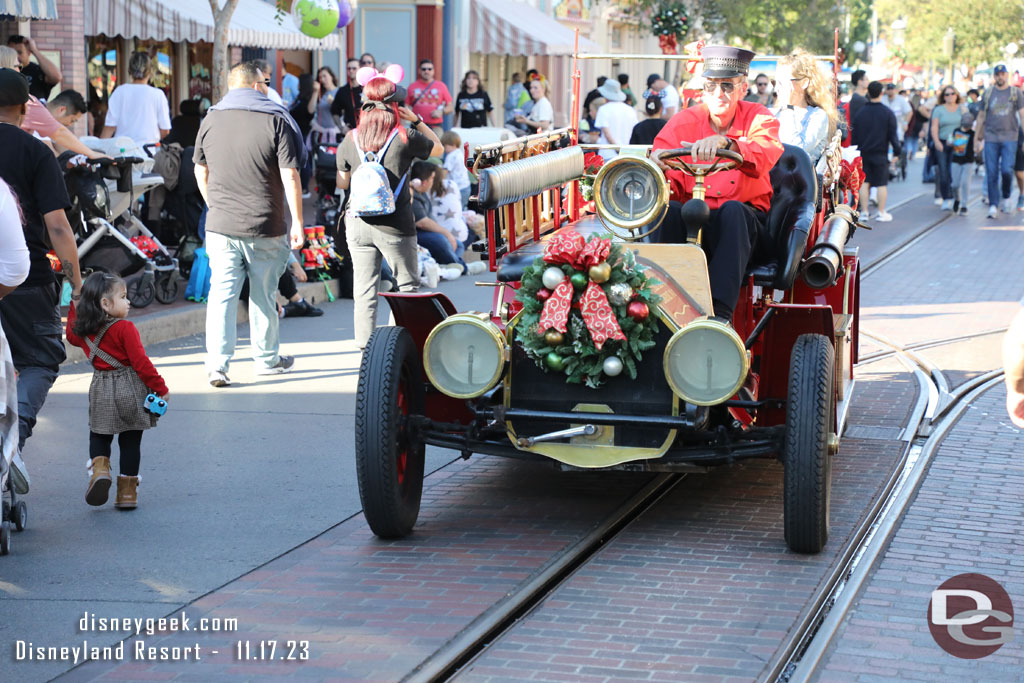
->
xmin=86 ymin=457 xmax=112 ymax=506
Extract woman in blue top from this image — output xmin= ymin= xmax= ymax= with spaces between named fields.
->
xmin=772 ymin=49 xmax=839 ymax=176
xmin=930 ymin=86 xmax=967 ymax=210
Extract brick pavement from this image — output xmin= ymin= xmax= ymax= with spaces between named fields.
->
xmin=815 ymin=387 xmax=1024 ymax=682
xmin=56 ymin=461 xmax=654 ymax=681
xmin=455 ymin=358 xmax=916 ymax=682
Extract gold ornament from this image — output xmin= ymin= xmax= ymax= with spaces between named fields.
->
xmin=588 ymin=262 xmax=612 ymax=283
xmin=545 ymin=330 xmax=564 ymax=346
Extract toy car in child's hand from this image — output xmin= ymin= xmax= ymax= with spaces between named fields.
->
xmin=143 ymin=394 xmax=167 ymax=416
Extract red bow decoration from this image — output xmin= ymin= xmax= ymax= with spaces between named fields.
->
xmin=537 ymin=231 xmax=626 ymax=350
xmin=839 ymin=157 xmax=865 ymax=206
xmin=658 ymin=34 xmax=678 ymax=55
xmin=683 ymin=40 xmax=705 ymax=74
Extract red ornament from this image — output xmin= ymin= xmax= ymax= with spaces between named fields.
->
xmin=536 ymin=288 xmax=552 ymax=302
xmin=627 ymin=300 xmax=650 ymax=321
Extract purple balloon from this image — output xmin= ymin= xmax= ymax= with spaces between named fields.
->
xmin=338 ymin=0 xmax=353 ymax=28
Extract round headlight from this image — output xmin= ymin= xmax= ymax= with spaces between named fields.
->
xmin=593 ymin=156 xmax=669 ymax=231
xmin=423 ymin=314 xmax=506 ymax=399
xmin=663 ymin=320 xmax=749 ymax=406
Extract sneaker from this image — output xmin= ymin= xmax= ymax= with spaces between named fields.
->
xmin=987 ymin=205 xmax=999 ymax=219
xmin=1017 ymin=197 xmax=1024 ymax=212
xmin=209 ymin=370 xmax=231 ymax=387
xmin=959 ymin=206 xmax=968 ymax=215
xmin=952 ymin=200 xmax=960 ymax=213
xmin=941 ymin=199 xmax=953 ymax=211
xmin=379 ymin=279 xmax=395 ymax=293
xmin=1002 ymin=198 xmax=1013 ymax=213
xmin=301 ymin=191 xmax=311 ymax=199
xmin=934 ymin=197 xmax=943 ymax=205
xmin=255 ymin=355 xmax=295 ymax=375
xmin=439 ymin=264 xmax=463 ymax=281
xmin=875 ymin=211 xmax=893 ymax=222
xmin=467 ymin=261 xmax=487 ymax=276
xmin=9 ymin=450 xmax=29 ymax=494
xmin=283 ymin=299 xmax=323 ymax=317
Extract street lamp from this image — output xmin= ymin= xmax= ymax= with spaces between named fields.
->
xmin=891 ymin=18 xmax=906 ymax=47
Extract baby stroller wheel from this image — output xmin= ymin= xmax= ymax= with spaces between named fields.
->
xmin=127 ymin=274 xmax=156 ymax=308
xmin=0 ymin=520 xmax=11 ymax=555
xmin=154 ymin=272 xmax=180 ymax=304
xmin=13 ymin=501 xmax=26 ymax=532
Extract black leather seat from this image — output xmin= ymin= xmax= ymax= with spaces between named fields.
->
xmin=750 ymin=144 xmax=818 ymax=290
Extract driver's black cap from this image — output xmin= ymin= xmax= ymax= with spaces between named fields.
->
xmin=0 ymin=68 xmax=29 ymax=107
xmin=701 ymin=45 xmax=756 ymax=80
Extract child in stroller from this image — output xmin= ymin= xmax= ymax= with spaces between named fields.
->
xmin=61 ymin=144 xmax=179 ymax=307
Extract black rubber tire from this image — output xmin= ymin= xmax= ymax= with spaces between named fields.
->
xmin=0 ymin=521 xmax=10 ymax=555
xmin=355 ymin=327 xmax=426 ymax=539
xmin=127 ymin=275 xmax=156 ymax=308
xmin=154 ymin=272 xmax=180 ymax=304
xmin=783 ymin=333 xmax=835 ymax=554
xmin=13 ymin=501 xmax=26 ymax=532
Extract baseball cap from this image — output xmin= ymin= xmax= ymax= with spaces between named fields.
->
xmin=0 ymin=68 xmax=29 ymax=107
xmin=885 ymin=83 xmax=896 ymax=90
xmin=647 ymin=73 xmax=661 ymax=88
xmin=994 ymin=64 xmax=1009 ymax=74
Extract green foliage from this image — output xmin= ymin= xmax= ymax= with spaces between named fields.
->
xmin=651 ymin=3 xmax=689 ymax=38
xmin=514 ymin=238 xmax=661 ymax=389
xmin=875 ymin=0 xmax=1024 ymax=67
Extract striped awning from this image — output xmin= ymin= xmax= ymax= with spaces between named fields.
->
xmin=471 ymin=0 xmax=599 ymax=57
xmin=85 ymin=0 xmax=340 ymax=51
xmin=0 ymin=0 xmax=58 ymax=20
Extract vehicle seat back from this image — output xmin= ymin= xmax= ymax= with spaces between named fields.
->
xmin=751 ymin=144 xmax=817 ymax=291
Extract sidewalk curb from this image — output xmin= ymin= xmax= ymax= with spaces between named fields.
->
xmin=63 ymin=279 xmax=343 ymax=364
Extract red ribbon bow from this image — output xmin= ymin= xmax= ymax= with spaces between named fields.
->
xmin=839 ymin=157 xmax=865 ymax=206
xmin=683 ymin=40 xmax=705 ymax=74
xmin=537 ymin=230 xmax=626 ymax=351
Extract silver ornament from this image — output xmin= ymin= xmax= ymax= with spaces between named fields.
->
xmin=603 ymin=356 xmax=624 ymax=377
xmin=608 ymin=283 xmax=634 ymax=306
xmin=542 ymin=266 xmax=566 ymax=290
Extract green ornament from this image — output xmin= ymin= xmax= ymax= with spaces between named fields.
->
xmin=570 ymin=272 xmax=588 ymax=291
xmin=544 ymin=352 xmax=565 ymax=371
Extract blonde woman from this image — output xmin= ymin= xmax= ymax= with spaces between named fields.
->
xmin=507 ymin=77 xmax=553 ymax=135
xmin=772 ymin=49 xmax=839 ymax=174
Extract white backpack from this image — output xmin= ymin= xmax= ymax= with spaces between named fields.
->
xmin=348 ymin=129 xmax=406 ymax=217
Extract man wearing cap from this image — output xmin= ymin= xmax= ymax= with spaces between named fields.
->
xmin=651 ymin=46 xmax=784 ymax=323
xmin=975 ymin=64 xmax=1024 ymax=217
xmin=594 ymin=79 xmax=637 ymax=161
xmin=0 ymin=68 xmax=82 ymax=493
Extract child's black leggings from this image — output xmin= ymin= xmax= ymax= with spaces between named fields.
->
xmin=89 ymin=431 xmax=143 ymax=476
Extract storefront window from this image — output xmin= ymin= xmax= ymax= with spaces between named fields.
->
xmin=189 ymin=43 xmax=213 ymax=112
xmin=136 ymin=39 xmax=174 ymax=103
xmin=87 ymin=36 xmax=118 ymax=135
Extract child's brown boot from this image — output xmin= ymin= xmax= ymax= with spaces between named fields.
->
xmin=86 ymin=457 xmax=112 ymax=506
xmin=114 ymin=475 xmax=139 ymax=509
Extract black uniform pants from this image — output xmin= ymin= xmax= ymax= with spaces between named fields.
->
xmin=655 ymin=200 xmax=768 ymax=321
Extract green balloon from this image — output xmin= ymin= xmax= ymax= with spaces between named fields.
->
xmin=570 ymin=272 xmax=588 ymax=291
xmin=544 ymin=352 xmax=565 ymax=371
xmin=293 ymin=0 xmax=341 ymax=40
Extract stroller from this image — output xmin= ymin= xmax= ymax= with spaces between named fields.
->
xmin=0 ymin=326 xmax=24 ymax=555
xmin=62 ymin=138 xmax=179 ymax=307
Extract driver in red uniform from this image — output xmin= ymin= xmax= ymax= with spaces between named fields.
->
xmin=651 ymin=46 xmax=783 ymax=322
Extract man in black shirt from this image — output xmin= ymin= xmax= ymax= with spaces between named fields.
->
xmin=0 ymin=68 xmax=81 ymax=493
xmin=852 ymin=81 xmax=901 ymax=222
xmin=331 ymin=58 xmax=362 ymax=133
xmin=194 ymin=62 xmax=303 ymax=387
xmin=6 ymin=35 xmax=62 ymax=101
xmin=847 ymin=69 xmax=869 ymax=129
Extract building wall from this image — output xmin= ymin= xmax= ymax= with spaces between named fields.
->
xmin=30 ymin=0 xmax=87 ymax=96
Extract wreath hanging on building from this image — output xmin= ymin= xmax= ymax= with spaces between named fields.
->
xmin=515 ymin=230 xmax=661 ymax=389
xmin=651 ymin=3 xmax=688 ymax=55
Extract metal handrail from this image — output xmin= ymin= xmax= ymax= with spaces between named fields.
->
xmin=472 ymin=128 xmax=572 ymax=157
xmin=573 ymin=53 xmax=837 ymax=62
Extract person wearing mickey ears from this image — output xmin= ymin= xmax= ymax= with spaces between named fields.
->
xmin=336 ymin=65 xmax=443 ymax=349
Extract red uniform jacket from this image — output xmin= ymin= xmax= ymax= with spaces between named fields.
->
xmin=66 ymin=304 xmax=168 ymax=396
xmin=652 ymin=101 xmax=784 ymax=213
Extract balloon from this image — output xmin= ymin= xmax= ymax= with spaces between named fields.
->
xmin=291 ymin=0 xmax=343 ymax=40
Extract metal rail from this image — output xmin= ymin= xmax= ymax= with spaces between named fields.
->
xmin=572 ymin=53 xmax=836 ymax=62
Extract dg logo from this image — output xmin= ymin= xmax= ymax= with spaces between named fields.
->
xmin=928 ymin=573 xmax=1014 ymax=659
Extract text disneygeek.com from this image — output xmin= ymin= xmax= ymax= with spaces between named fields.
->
xmin=12 ymin=611 xmax=309 ymax=664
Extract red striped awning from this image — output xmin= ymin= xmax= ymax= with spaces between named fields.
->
xmin=84 ymin=0 xmax=339 ymax=50
xmin=471 ymin=0 xmax=599 ymax=57
xmin=0 ymin=0 xmax=58 ymax=19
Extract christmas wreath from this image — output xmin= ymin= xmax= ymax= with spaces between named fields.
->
xmin=515 ymin=230 xmax=661 ymax=388
xmin=651 ymin=3 xmax=688 ymax=39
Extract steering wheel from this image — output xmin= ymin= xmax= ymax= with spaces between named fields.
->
xmin=655 ymin=144 xmax=744 ymax=183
